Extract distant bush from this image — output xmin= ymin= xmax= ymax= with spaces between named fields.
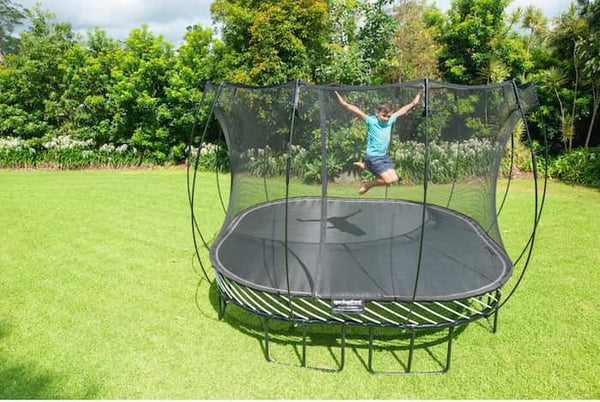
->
xmin=547 ymin=148 xmax=600 ymax=188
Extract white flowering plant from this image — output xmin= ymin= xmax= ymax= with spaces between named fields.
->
xmin=0 ymin=134 xmax=140 ymax=169
xmin=392 ymin=138 xmax=499 ymax=183
xmin=188 ymin=142 xmax=229 ymax=172
xmin=0 ymin=136 xmax=37 ymax=168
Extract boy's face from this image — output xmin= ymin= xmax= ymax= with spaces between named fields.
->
xmin=376 ymin=111 xmax=392 ymax=124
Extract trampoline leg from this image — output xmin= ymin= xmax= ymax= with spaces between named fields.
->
xmin=444 ymin=326 xmax=454 ymax=373
xmin=301 ymin=324 xmax=307 ymax=368
xmin=407 ymin=330 xmax=416 ymax=373
xmin=217 ymin=293 xmax=228 ymax=320
xmin=301 ymin=324 xmax=346 ymax=372
xmin=263 ymin=318 xmax=273 ymax=363
xmin=263 ymin=322 xmax=346 ymax=372
xmin=368 ymin=327 xmax=374 ymax=372
xmin=339 ymin=325 xmax=346 ymax=371
xmin=493 ymin=307 xmax=499 ymax=334
xmin=368 ymin=327 xmax=454 ymax=375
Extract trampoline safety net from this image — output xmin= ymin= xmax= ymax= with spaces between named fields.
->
xmin=201 ymin=79 xmax=539 ymax=303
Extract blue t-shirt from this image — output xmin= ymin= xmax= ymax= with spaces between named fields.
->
xmin=365 ymin=114 xmax=397 ymax=156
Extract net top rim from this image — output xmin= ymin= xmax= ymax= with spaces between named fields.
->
xmin=205 ymin=78 xmax=536 ymax=92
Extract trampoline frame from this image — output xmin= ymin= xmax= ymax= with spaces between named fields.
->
xmin=187 ymin=78 xmax=547 ymax=374
xmin=215 ymin=271 xmax=500 ymax=373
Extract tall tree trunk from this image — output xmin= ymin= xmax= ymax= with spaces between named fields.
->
xmin=585 ymin=84 xmax=599 ymax=148
xmin=570 ymin=39 xmax=579 ymax=152
xmin=554 ymin=88 xmax=567 ymax=151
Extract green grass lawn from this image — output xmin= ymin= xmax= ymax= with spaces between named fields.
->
xmin=1 ymin=168 xmax=598 ymax=398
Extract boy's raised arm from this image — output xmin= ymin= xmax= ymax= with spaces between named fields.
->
xmin=393 ymin=92 xmax=422 ymax=118
xmin=334 ymin=91 xmax=368 ymax=121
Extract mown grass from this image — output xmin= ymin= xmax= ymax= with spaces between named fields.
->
xmin=0 ymin=168 xmax=598 ymax=399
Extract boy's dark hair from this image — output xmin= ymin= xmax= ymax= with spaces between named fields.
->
xmin=376 ymin=102 xmax=393 ymax=114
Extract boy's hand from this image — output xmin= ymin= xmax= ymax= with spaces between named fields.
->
xmin=334 ymin=91 xmax=346 ymax=106
xmin=413 ymin=92 xmax=421 ymax=105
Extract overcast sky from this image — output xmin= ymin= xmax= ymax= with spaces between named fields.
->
xmin=17 ymin=0 xmax=571 ymax=46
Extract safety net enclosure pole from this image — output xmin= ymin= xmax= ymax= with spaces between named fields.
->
xmin=190 ymin=79 xmax=545 ymax=373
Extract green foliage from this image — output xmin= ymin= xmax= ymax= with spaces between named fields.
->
xmin=547 ymin=147 xmax=600 ymax=187
xmin=0 ymin=7 xmax=74 ymax=140
xmin=315 ymin=0 xmax=402 ymax=85
xmin=211 ymin=0 xmax=329 ymax=85
xmin=356 ymin=0 xmax=398 ymax=83
xmin=389 ymin=0 xmax=441 ymax=82
xmin=499 ymin=119 xmax=538 ymax=175
xmin=0 ymin=135 xmax=141 ymax=169
xmin=0 ymin=9 xmax=221 ymax=168
xmin=434 ymin=0 xmax=529 ymax=84
xmin=0 ymin=0 xmax=598 ymax=178
xmin=189 ymin=142 xmax=230 ymax=172
xmin=392 ymin=138 xmax=497 ymax=183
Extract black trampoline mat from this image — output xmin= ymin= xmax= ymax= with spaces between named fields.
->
xmin=210 ymin=197 xmax=512 ymax=301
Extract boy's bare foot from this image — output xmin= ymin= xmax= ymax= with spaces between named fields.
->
xmin=353 ymin=161 xmax=366 ymax=170
xmin=358 ymin=183 xmax=370 ymax=195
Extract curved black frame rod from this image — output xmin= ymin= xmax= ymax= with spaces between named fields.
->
xmin=283 ymin=79 xmax=301 ymax=320
xmin=405 ymin=78 xmax=430 ymax=326
xmin=493 ymin=80 xmax=548 ymax=313
xmin=187 ymin=82 xmax=226 ymax=285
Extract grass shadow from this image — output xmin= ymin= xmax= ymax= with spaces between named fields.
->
xmin=0 ymin=320 xmax=101 ymax=399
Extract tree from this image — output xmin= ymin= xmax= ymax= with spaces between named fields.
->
xmin=108 ymin=25 xmax=176 ymax=163
xmin=211 ymin=0 xmax=329 ymax=85
xmin=0 ymin=0 xmax=25 ymax=65
xmin=0 ymin=7 xmax=75 ymax=139
xmin=476 ymin=56 xmax=510 ymax=84
xmin=548 ymin=3 xmax=588 ymax=151
xmin=58 ymin=28 xmax=121 ymax=143
xmin=544 ymin=66 xmax=571 ymax=150
xmin=521 ymin=5 xmax=548 ymax=55
xmin=315 ymin=0 xmax=407 ymax=85
xmin=167 ymin=24 xmax=220 ymax=158
xmin=435 ymin=0 xmax=529 ymax=84
xmin=313 ymin=0 xmax=369 ymax=84
xmin=577 ymin=0 xmax=600 ymax=148
xmin=357 ymin=0 xmax=398 ymax=83
xmin=386 ymin=0 xmax=441 ymax=82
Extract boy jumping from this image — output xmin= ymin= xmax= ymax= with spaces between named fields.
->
xmin=334 ymin=91 xmax=421 ymax=195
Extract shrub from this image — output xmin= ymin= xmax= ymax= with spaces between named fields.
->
xmin=548 ymin=148 xmax=600 ymax=188
xmin=392 ymin=138 xmax=497 ymax=184
xmin=189 ymin=142 xmax=230 ymax=172
xmin=0 ymin=135 xmax=142 ymax=169
xmin=0 ymin=137 xmax=37 ymax=168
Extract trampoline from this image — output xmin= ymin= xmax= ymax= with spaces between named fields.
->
xmin=212 ymin=197 xmax=511 ymax=301
xmin=188 ymin=79 xmax=546 ymax=374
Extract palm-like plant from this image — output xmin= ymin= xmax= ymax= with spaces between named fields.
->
xmin=477 ymin=56 xmax=510 ymax=85
xmin=562 ymin=112 xmax=576 ymax=151
xmin=521 ymin=6 xmax=548 ymax=54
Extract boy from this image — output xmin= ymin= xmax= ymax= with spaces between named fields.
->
xmin=334 ymin=91 xmax=421 ymax=195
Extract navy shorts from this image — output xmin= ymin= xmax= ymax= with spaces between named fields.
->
xmin=365 ymin=154 xmax=395 ymax=176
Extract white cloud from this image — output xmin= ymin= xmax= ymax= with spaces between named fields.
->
xmin=18 ymin=0 xmax=213 ymax=45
